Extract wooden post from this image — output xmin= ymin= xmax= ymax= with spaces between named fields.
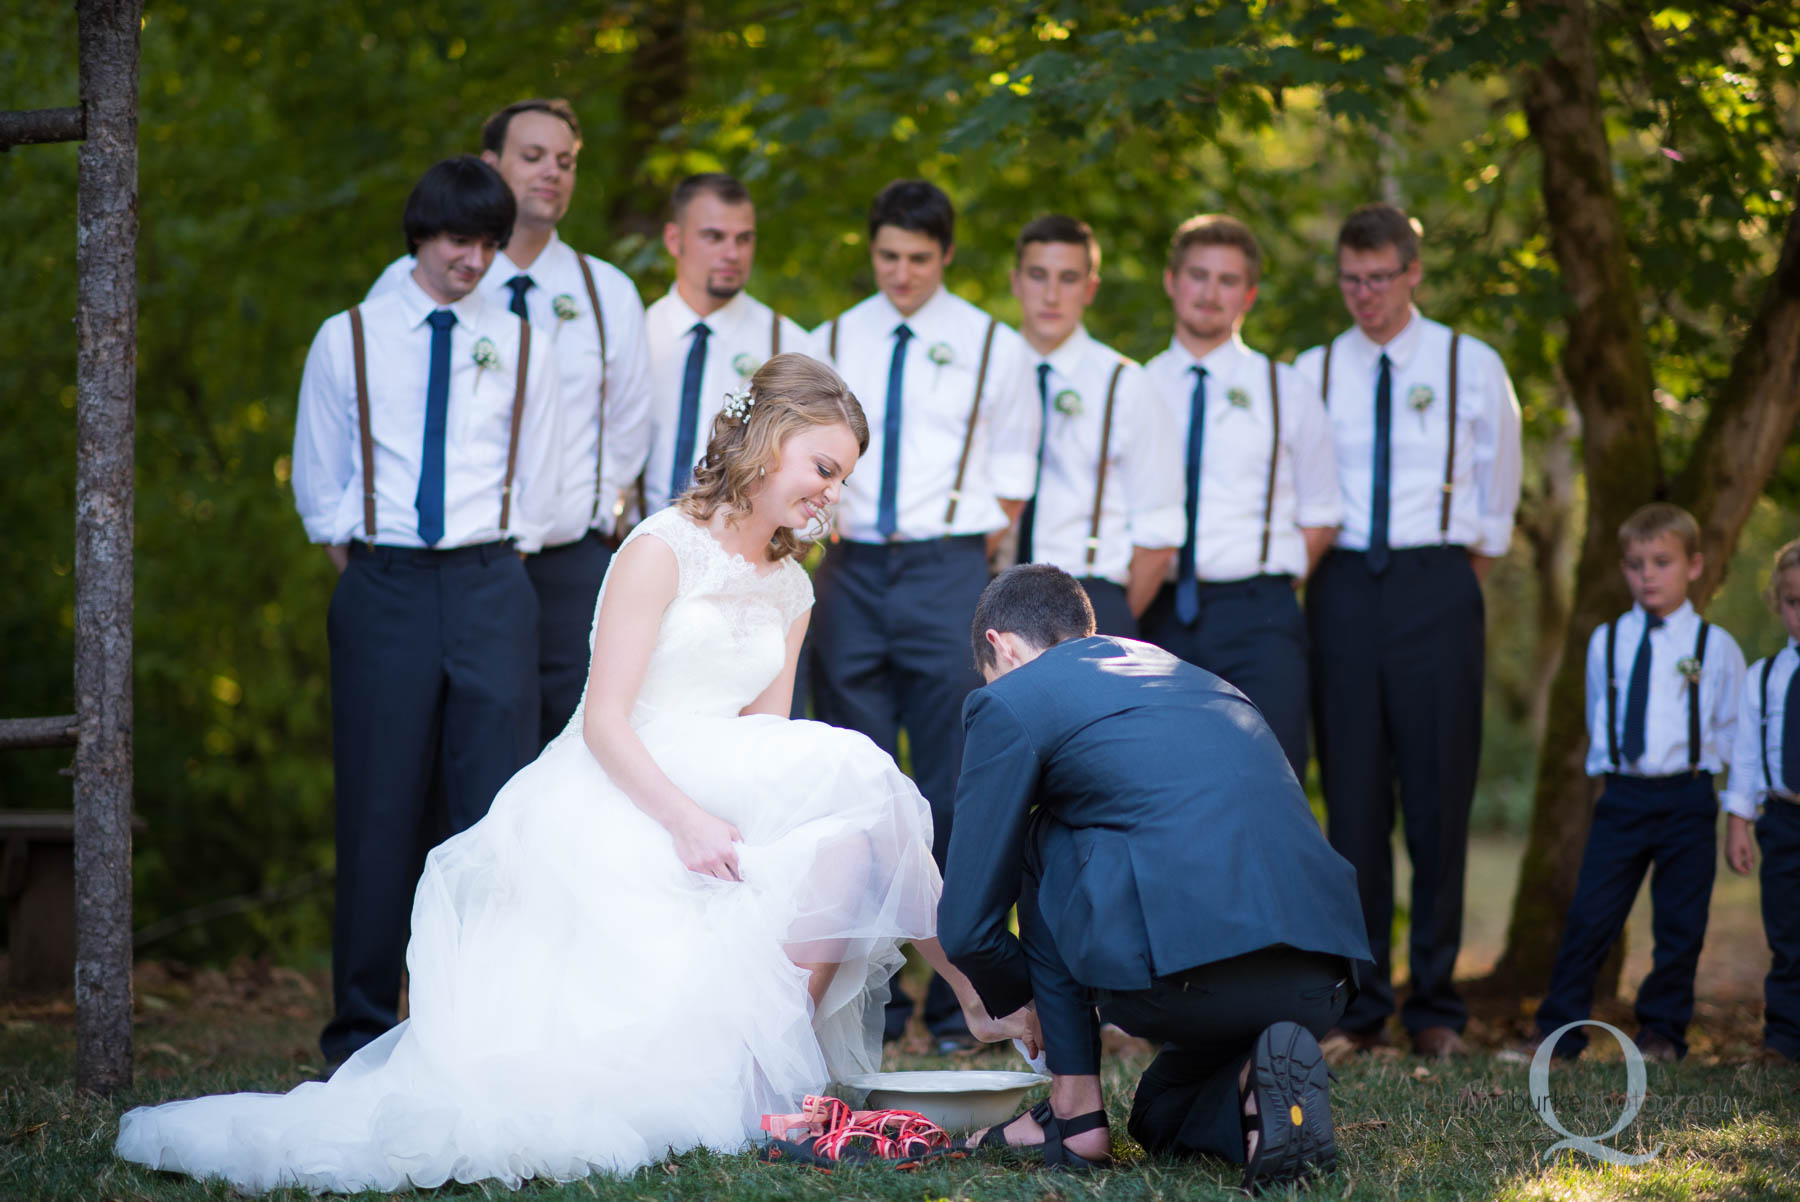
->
xmin=72 ymin=0 xmax=140 ymax=1094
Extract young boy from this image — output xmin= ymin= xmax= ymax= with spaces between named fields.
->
xmin=1722 ymin=537 xmax=1800 ymax=1064
xmin=1533 ymin=503 xmax=1746 ymax=1061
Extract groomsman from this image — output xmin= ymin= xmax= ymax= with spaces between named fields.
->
xmin=812 ymin=179 xmax=1039 ymax=1049
xmin=1140 ymin=215 xmax=1340 ymax=779
xmin=293 ymin=157 xmax=562 ymax=1064
xmin=1009 ymin=215 xmax=1184 ymax=635
xmin=370 ymin=99 xmax=653 ymax=747
xmin=1293 ymin=204 xmax=1522 ymax=1059
xmin=643 ymin=174 xmax=815 ymax=514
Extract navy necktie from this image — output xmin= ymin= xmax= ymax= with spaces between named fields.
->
xmin=1175 ymin=365 xmax=1207 ymax=625
xmin=1016 ymin=362 xmax=1053 ymax=564
xmin=668 ymin=321 xmax=711 ymax=500
xmin=1783 ymin=652 xmax=1800 ymax=791
xmin=1368 ymin=352 xmax=1393 ymax=575
xmin=504 ymin=274 xmax=534 ymax=321
xmin=415 ymin=309 xmax=457 ymax=546
xmin=1620 ymin=612 xmax=1664 ymax=765
xmin=875 ymin=323 xmax=913 ymax=539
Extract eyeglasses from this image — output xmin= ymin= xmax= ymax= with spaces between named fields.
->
xmin=1337 ymin=268 xmax=1407 ymax=293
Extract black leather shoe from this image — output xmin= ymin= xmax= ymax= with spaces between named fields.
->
xmin=1241 ymin=1022 xmax=1336 ymax=1194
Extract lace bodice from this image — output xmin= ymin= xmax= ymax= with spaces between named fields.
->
xmin=557 ymin=508 xmax=813 ymax=735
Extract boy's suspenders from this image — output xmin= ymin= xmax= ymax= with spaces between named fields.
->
xmin=1083 ymin=362 xmax=1127 ymax=569
xmin=1762 ymin=655 xmax=1779 ymax=792
xmin=1258 ymin=356 xmax=1282 ymax=570
xmin=943 ymin=318 xmax=1001 ymax=527
xmin=1687 ymin=620 xmax=1710 ymax=774
xmin=771 ymin=308 xmax=781 ymax=357
xmin=574 ymin=255 xmax=610 ymax=525
xmin=1606 ymin=617 xmax=1711 ymax=773
xmin=1319 ymin=329 xmax=1462 ymax=543
xmin=828 ymin=316 xmax=840 ymax=362
xmin=347 ymin=304 xmax=530 ymax=541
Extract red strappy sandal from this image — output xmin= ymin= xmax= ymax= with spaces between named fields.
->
xmin=759 ymin=1094 xmax=965 ymax=1171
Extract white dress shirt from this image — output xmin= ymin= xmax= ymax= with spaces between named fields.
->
xmin=816 ymin=288 xmax=1039 ymax=542
xmin=293 ymin=275 xmax=561 ymax=552
xmin=1293 ymin=308 xmax=1522 ymax=559
xmin=1582 ymin=602 xmax=1746 ymax=778
xmin=1025 ymin=328 xmax=1185 ymax=586
xmin=1722 ymin=640 xmax=1800 ymax=818
xmin=369 ymin=232 xmax=652 ymax=542
xmin=1144 ymin=334 xmax=1342 ymax=582
xmin=642 ymin=288 xmax=818 ymax=513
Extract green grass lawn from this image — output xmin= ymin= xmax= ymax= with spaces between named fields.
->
xmin=4 ymin=961 xmax=1797 ymax=1202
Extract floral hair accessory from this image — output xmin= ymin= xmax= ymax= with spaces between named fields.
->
xmin=1053 ymin=388 xmax=1083 ymax=417
xmin=551 ymin=294 xmax=578 ymax=322
xmin=733 ymin=352 xmax=758 ymax=378
xmin=927 ymin=342 xmax=954 ymax=366
xmin=721 ymin=383 xmax=756 ymax=422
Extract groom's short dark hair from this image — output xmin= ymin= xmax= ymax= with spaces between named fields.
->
xmin=971 ymin=564 xmax=1096 ymax=672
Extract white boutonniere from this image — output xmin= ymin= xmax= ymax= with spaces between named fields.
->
xmin=721 ymin=383 xmax=755 ymax=422
xmin=1407 ymin=384 xmax=1434 ymax=428
xmin=732 ymin=352 xmax=758 ymax=378
xmin=1675 ymin=655 xmax=1702 ymax=684
xmin=471 ymin=337 xmax=500 ymax=386
xmin=927 ymin=342 xmax=954 ymax=367
xmin=1053 ymin=389 xmax=1082 ymax=417
xmin=1224 ymin=386 xmax=1252 ymax=417
xmin=551 ymin=294 xmax=578 ymax=323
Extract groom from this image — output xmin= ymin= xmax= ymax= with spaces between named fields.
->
xmin=938 ymin=565 xmax=1371 ymax=1190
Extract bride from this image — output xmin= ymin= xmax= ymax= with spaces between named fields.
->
xmin=117 ymin=354 xmax=1031 ymax=1193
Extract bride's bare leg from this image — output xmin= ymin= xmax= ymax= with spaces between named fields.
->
xmin=798 ymin=961 xmax=840 ymax=1009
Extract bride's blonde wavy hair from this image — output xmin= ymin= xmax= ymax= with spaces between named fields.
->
xmin=676 ymin=353 xmax=870 ymax=562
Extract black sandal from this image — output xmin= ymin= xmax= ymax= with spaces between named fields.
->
xmin=960 ymin=1099 xmax=1110 ymax=1171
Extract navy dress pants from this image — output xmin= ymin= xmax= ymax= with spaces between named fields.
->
xmin=1078 ymin=577 xmax=1137 ymax=639
xmin=1307 ymin=546 xmax=1483 ymax=1035
xmin=1758 ymin=800 xmax=1800 ymax=1060
xmin=810 ymin=535 xmax=987 ymax=1039
xmin=524 ymin=530 xmax=616 ymax=748
xmin=1141 ymin=575 xmax=1309 ymax=780
xmin=1018 ymin=858 xmax=1347 ymax=1166
xmin=1535 ymin=773 xmax=1717 ymax=1058
xmin=321 ymin=542 xmax=539 ymax=1064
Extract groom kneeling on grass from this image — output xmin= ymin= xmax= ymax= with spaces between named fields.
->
xmin=939 ymin=564 xmax=1372 ymax=1190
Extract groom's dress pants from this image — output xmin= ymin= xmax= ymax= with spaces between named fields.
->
xmin=1021 ymin=870 xmax=1348 ymax=1163
xmin=322 ymin=542 xmax=539 ymax=1064
xmin=809 ymin=534 xmax=988 ymax=1038
xmin=524 ymin=529 xmax=616 ymax=748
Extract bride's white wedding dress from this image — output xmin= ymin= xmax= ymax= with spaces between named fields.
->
xmin=116 ymin=508 xmax=942 ymax=1192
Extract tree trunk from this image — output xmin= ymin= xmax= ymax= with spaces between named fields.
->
xmin=1490 ymin=0 xmax=1800 ymax=994
xmin=608 ymin=0 xmax=691 ymax=243
xmin=1490 ymin=0 xmax=1660 ymax=992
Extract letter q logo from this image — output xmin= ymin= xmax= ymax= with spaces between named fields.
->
xmin=1529 ymin=1020 xmax=1660 ymax=1165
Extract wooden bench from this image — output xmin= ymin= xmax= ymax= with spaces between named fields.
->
xmin=1 ymin=810 xmax=142 ymax=992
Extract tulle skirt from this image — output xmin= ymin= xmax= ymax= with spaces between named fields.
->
xmin=115 ymin=714 xmax=941 ymax=1193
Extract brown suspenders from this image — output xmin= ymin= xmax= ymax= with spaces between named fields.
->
xmin=828 ymin=316 xmax=840 ymax=362
xmin=496 ymin=320 xmax=531 ymax=533
xmin=1319 ymin=329 xmax=1462 ymax=543
xmin=943 ymin=318 xmax=1000 ymax=527
xmin=1259 ymin=355 xmax=1282 ymax=569
xmin=771 ymin=308 xmax=782 ymax=357
xmin=348 ymin=306 xmax=377 ymax=540
xmin=574 ymin=255 xmax=610 ymax=524
xmin=1084 ymin=362 xmax=1128 ymax=569
xmin=346 ymin=304 xmax=530 ymax=541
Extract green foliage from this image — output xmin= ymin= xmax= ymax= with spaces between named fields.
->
xmin=2 ymin=2 xmax=1795 ymax=961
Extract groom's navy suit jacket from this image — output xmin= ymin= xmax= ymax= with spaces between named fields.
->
xmin=940 ymin=636 xmax=1371 ymax=1019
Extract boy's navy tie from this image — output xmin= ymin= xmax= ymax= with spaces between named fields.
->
xmin=1175 ymin=365 xmax=1207 ymax=625
xmin=1368 ymin=352 xmax=1393 ymax=575
xmin=1620 ymin=612 xmax=1664 ymax=765
xmin=1783 ymin=656 xmax=1800 ymax=791
xmin=668 ymin=321 xmax=711 ymax=499
xmin=504 ymin=275 xmax=534 ymax=321
xmin=875 ymin=323 xmax=913 ymax=539
xmin=1015 ymin=362 xmax=1052 ymax=565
